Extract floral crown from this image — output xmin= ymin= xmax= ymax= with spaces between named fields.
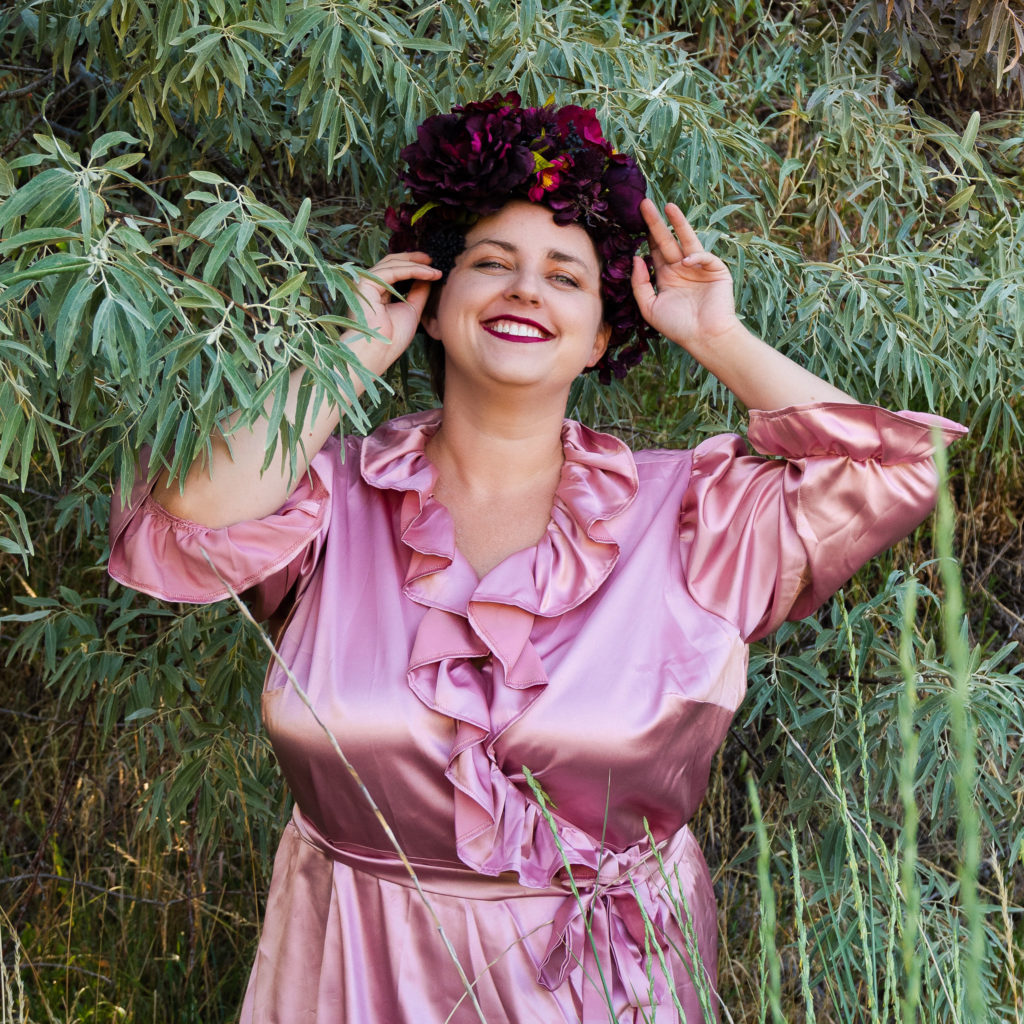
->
xmin=386 ymin=93 xmax=655 ymax=381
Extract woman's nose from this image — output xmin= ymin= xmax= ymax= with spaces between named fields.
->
xmin=505 ymin=268 xmax=541 ymax=304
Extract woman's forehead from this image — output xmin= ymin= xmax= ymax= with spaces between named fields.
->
xmin=465 ymin=202 xmax=600 ymax=267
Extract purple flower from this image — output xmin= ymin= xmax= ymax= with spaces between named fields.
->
xmin=603 ymin=155 xmax=647 ymax=233
xmin=399 ymin=96 xmax=535 ymax=213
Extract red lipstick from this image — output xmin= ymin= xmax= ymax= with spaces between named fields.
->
xmin=481 ymin=315 xmax=554 ymax=343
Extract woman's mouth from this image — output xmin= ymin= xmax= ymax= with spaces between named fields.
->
xmin=481 ymin=317 xmax=553 ymax=343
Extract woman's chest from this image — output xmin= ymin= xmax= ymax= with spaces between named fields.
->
xmin=432 ymin=484 xmax=557 ymax=579
xmin=263 ymin=514 xmax=748 ymax=852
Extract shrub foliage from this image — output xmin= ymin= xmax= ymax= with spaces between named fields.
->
xmin=1 ymin=1 xmax=1022 ymax=1021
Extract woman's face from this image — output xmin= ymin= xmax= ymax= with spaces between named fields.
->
xmin=423 ymin=201 xmax=610 ymax=396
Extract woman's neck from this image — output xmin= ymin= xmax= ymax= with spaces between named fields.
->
xmin=426 ymin=384 xmax=568 ymax=498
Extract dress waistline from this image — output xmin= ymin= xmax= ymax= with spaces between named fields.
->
xmin=288 ymin=806 xmax=703 ymax=1022
xmin=290 ymin=806 xmax=571 ymax=899
xmin=289 ymin=804 xmax=693 ymax=899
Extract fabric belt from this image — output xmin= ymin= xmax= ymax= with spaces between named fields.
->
xmin=289 ymin=806 xmax=698 ymax=1022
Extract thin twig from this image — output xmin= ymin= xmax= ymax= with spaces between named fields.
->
xmin=0 ymin=71 xmax=55 ymax=102
xmin=986 ymin=593 xmax=1024 ymax=631
xmin=0 ymin=707 xmax=72 ymax=724
xmin=148 ymin=253 xmax=261 ymax=324
xmin=186 ymin=791 xmax=199 ymax=974
xmin=0 ymin=64 xmax=50 ymax=74
xmin=105 ymin=210 xmax=215 ymax=251
xmin=0 ymin=77 xmax=85 ymax=160
xmin=975 ymin=533 xmax=1019 ymax=586
xmin=0 ymin=482 xmax=61 ymax=502
xmin=7 ymin=961 xmax=112 ymax=985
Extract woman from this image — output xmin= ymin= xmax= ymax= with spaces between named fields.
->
xmin=109 ymin=94 xmax=965 ymax=1022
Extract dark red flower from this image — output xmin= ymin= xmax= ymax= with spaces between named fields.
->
xmin=399 ymin=103 xmax=534 ymax=214
xmin=555 ymin=106 xmax=611 ymax=152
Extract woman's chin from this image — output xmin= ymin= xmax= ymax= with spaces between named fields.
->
xmin=447 ymin=359 xmax=578 ymax=399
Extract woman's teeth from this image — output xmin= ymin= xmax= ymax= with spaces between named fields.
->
xmin=488 ymin=320 xmax=549 ymax=339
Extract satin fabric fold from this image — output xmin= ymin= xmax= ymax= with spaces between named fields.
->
xmin=362 ymin=412 xmax=646 ymax=892
xmin=108 ymin=402 xmax=966 ymax=1023
xmin=245 ymin=808 xmax=715 ymax=1024
xmin=108 ymin=444 xmax=332 ymax=619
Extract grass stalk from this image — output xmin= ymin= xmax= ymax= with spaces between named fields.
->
xmin=1 ymin=917 xmax=28 ymax=1024
xmin=932 ymin=439 xmax=985 ymax=1021
xmin=828 ymin=743 xmax=877 ymax=1023
xmin=840 ymin=602 xmax=881 ymax=1021
xmin=747 ymin=776 xmax=783 ymax=1024
xmin=897 ymin=578 xmax=923 ymax=1024
xmin=641 ymin=820 xmax=725 ymax=1023
xmin=787 ymin=827 xmax=816 ymax=1024
xmin=521 ymin=767 xmax=616 ymax=1016
xmin=990 ymin=853 xmax=1022 ymax=1023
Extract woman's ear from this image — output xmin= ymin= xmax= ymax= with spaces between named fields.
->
xmin=586 ymin=323 xmax=612 ymax=368
xmin=421 ymin=281 xmax=443 ymax=340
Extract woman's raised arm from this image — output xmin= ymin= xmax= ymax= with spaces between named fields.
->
xmin=153 ymin=253 xmax=441 ymax=528
xmin=631 ymin=199 xmax=858 ymax=410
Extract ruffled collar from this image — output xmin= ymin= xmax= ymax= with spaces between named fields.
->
xmin=359 ymin=409 xmax=639 ymax=618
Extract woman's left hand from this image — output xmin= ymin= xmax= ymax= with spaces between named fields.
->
xmin=631 ymin=199 xmax=741 ymax=352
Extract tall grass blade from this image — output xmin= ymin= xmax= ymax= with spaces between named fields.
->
xmin=747 ymin=776 xmax=784 ymax=1024
xmin=932 ymin=437 xmax=986 ymax=1022
xmin=898 ymin=578 xmax=923 ymax=1023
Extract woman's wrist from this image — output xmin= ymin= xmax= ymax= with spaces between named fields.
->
xmin=670 ymin=317 xmax=754 ymax=370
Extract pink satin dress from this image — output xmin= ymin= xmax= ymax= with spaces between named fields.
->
xmin=109 ymin=402 xmax=965 ymax=1023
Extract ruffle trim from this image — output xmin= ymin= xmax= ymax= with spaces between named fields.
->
xmin=359 ymin=410 xmax=639 ymax=885
xmin=108 ymin=446 xmax=330 ymax=617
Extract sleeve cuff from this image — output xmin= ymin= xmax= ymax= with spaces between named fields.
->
xmin=747 ymin=402 xmax=968 ymax=463
xmin=108 ymin=446 xmax=332 ymax=608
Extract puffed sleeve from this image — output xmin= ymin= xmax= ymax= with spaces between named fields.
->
xmin=108 ymin=438 xmax=339 ymax=620
xmin=679 ymin=403 xmax=967 ymax=642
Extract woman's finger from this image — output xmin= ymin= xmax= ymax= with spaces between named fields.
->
xmin=630 ymin=254 xmax=656 ymax=310
xmin=677 ymin=252 xmax=732 ymax=285
xmin=402 ymin=278 xmax=433 ymax=318
xmin=640 ymin=198 xmax=684 ymax=264
xmin=357 ymin=264 xmax=442 ymax=312
xmin=681 ymin=251 xmax=728 ymax=272
xmin=664 ymin=204 xmax=705 ymax=257
xmin=369 ymin=262 xmax=442 ymax=286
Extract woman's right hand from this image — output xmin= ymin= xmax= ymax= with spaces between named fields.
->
xmin=349 ymin=251 xmax=442 ymax=367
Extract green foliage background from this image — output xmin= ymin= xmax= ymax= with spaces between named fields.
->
xmin=1 ymin=1 xmax=1022 ymax=1021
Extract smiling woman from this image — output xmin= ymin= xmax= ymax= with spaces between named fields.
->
xmin=108 ymin=93 xmax=966 ymax=1023
xmin=422 ymin=202 xmax=610 ymax=399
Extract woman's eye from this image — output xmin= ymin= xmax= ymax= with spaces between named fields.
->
xmin=552 ymin=273 xmax=579 ymax=287
xmin=475 ymin=259 xmax=507 ymax=270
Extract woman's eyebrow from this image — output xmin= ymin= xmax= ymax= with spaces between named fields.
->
xmin=547 ymin=249 xmax=588 ymax=268
xmin=466 ymin=238 xmax=591 ymax=269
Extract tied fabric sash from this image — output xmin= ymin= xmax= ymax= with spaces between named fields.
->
xmin=538 ymin=842 xmax=686 ymax=1023
xmin=291 ymin=806 xmax=699 ymax=1022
